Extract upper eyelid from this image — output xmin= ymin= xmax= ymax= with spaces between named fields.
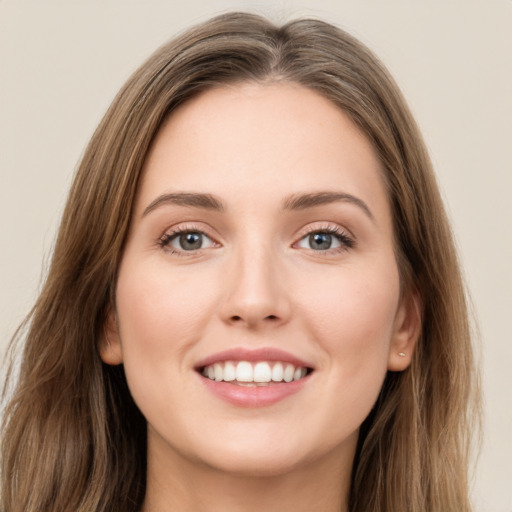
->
xmin=292 ymin=222 xmax=356 ymax=253
xmin=158 ymin=222 xmax=219 ymax=248
xmin=161 ymin=220 xmax=350 ymax=234
xmin=159 ymin=227 xmax=218 ymax=257
xmin=295 ymin=222 xmax=355 ymax=239
xmin=162 ymin=222 xmax=217 ymax=238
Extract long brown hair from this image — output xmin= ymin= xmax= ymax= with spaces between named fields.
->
xmin=1 ymin=12 xmax=479 ymax=511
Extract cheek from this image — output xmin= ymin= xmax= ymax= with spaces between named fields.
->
xmin=296 ymin=261 xmax=400 ymax=370
xmin=292 ymin=263 xmax=400 ymax=439
xmin=114 ymin=259 xmax=220 ymax=381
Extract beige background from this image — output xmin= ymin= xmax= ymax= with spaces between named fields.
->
xmin=1 ymin=1 xmax=511 ymax=510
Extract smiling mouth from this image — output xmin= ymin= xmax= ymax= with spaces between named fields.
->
xmin=199 ymin=360 xmax=313 ymax=386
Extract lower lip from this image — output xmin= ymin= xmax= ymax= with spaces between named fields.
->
xmin=198 ymin=374 xmax=311 ymax=408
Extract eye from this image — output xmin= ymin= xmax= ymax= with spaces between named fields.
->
xmin=296 ymin=227 xmax=354 ymax=252
xmin=159 ymin=229 xmax=217 ymax=253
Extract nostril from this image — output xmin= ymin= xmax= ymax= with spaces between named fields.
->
xmin=228 ymin=313 xmax=281 ymax=324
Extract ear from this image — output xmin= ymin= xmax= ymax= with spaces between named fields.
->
xmin=99 ymin=310 xmax=123 ymax=366
xmin=387 ymin=290 xmax=422 ymax=371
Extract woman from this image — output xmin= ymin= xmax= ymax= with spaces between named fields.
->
xmin=1 ymin=12 xmax=479 ymax=512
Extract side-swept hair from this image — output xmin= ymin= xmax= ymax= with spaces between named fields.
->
xmin=1 ymin=12 xmax=479 ymax=512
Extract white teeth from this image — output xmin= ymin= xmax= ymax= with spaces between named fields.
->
xmin=293 ymin=367 xmax=307 ymax=381
xmin=271 ymin=362 xmax=284 ymax=382
xmin=283 ymin=364 xmax=295 ymax=383
xmin=214 ymin=363 xmax=223 ymax=381
xmin=223 ymin=361 xmax=236 ymax=381
xmin=253 ymin=362 xmax=272 ymax=382
xmin=236 ymin=361 xmax=253 ymax=382
xmin=201 ymin=360 xmax=310 ymax=384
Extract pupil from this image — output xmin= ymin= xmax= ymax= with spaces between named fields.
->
xmin=310 ymin=233 xmax=332 ymax=250
xmin=180 ymin=232 xmax=202 ymax=250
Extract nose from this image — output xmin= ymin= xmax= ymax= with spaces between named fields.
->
xmin=219 ymin=243 xmax=291 ymax=329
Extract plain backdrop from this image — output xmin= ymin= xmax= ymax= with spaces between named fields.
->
xmin=1 ymin=1 xmax=511 ymax=510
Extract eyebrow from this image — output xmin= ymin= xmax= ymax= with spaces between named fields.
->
xmin=142 ymin=192 xmax=225 ymax=217
xmin=282 ymin=191 xmax=374 ymax=220
xmin=142 ymin=190 xmax=373 ymax=220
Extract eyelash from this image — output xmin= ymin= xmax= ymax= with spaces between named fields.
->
xmin=158 ymin=223 xmax=355 ymax=256
xmin=297 ymin=225 xmax=355 ymax=254
xmin=158 ymin=224 xmax=217 ymax=257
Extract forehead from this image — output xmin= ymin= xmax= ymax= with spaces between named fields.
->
xmin=137 ymin=82 xmax=390 ymax=222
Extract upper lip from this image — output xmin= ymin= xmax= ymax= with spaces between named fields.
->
xmin=194 ymin=347 xmax=314 ymax=370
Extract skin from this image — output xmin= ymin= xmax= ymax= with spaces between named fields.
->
xmin=102 ymin=82 xmax=420 ymax=512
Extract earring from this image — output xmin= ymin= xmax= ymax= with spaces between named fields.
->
xmin=398 ymin=352 xmax=406 ymax=357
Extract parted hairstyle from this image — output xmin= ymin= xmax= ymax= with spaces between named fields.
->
xmin=1 ymin=11 xmax=479 ymax=512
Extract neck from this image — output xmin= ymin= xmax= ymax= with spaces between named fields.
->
xmin=141 ymin=433 xmax=355 ymax=512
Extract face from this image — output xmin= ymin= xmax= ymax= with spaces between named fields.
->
xmin=102 ymin=82 xmax=419 ymax=478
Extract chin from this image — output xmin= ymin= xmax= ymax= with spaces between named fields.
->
xmin=201 ymin=447 xmax=310 ymax=478
xmin=188 ymin=427 xmax=345 ymax=478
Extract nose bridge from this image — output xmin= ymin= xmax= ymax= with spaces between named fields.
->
xmin=221 ymin=231 xmax=290 ymax=327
